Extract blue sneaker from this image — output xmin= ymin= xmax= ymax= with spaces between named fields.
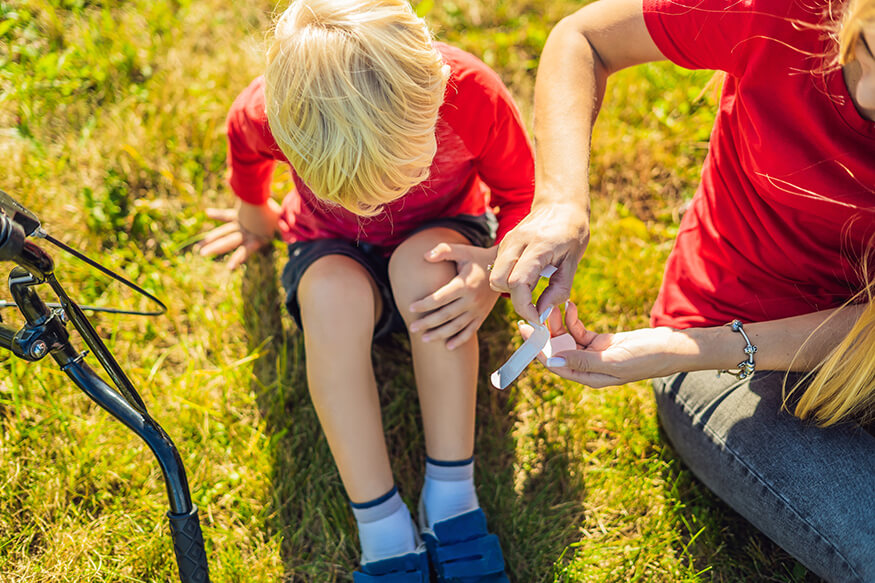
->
xmin=353 ymin=544 xmax=432 ymax=582
xmin=418 ymin=501 xmax=509 ymax=582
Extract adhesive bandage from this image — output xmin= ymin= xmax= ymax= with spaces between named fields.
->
xmin=489 ymin=266 xmax=575 ymax=390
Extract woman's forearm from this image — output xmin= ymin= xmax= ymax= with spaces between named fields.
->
xmin=673 ymin=304 xmax=867 ymax=373
xmin=532 ymin=15 xmax=604 ymax=213
xmin=532 ymin=0 xmax=666 ymax=212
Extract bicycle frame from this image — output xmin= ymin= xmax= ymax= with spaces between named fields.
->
xmin=0 ymin=212 xmax=210 ymax=583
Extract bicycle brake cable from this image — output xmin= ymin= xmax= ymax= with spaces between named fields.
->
xmin=0 ymin=190 xmax=165 ymax=317
xmin=36 ymin=231 xmax=167 ymax=316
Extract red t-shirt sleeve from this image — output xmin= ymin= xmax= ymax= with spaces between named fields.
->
xmin=475 ymin=90 xmax=535 ymax=243
xmin=226 ymin=76 xmax=282 ymax=204
xmin=442 ymin=48 xmax=535 ymax=243
xmin=642 ymin=0 xmax=798 ymax=75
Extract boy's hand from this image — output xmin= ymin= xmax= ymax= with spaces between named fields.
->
xmin=408 ymin=243 xmax=499 ymax=350
xmin=197 ymin=200 xmax=280 ymax=270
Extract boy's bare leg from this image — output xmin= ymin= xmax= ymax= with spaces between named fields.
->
xmin=389 ymin=228 xmax=478 ymax=461
xmin=297 ymin=254 xmax=393 ymax=503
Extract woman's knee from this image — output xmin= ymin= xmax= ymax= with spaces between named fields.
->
xmin=297 ymin=255 xmax=381 ymax=338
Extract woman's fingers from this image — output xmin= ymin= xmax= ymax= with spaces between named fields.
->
xmin=544 ymin=365 xmax=621 ymax=388
xmin=564 ymin=301 xmax=597 ymax=347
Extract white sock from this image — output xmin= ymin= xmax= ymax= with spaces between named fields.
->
xmin=422 ymin=457 xmax=479 ymax=528
xmin=350 ymin=486 xmax=417 ymax=563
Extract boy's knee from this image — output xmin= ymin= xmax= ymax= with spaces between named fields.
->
xmin=297 ymin=255 xmax=380 ymax=332
xmin=388 ymin=228 xmax=465 ymax=301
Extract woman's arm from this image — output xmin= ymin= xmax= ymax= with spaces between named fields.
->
xmin=489 ymin=0 xmax=667 ymax=322
xmin=526 ymin=302 xmax=868 ymax=388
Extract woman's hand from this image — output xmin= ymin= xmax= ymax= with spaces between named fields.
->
xmin=197 ymin=199 xmax=281 ymax=270
xmin=408 ymin=243 xmax=500 ymax=350
xmin=488 ymin=202 xmax=590 ymax=323
xmin=520 ymin=301 xmax=691 ymax=387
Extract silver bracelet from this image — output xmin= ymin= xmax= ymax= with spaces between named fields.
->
xmin=719 ymin=319 xmax=757 ymax=380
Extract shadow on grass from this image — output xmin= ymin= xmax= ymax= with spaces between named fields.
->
xmin=238 ymin=246 xmax=587 ymax=582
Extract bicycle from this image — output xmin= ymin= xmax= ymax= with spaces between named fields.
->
xmin=0 ymin=190 xmax=210 ymax=583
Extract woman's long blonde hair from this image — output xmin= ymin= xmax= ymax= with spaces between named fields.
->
xmin=787 ymin=0 xmax=875 ymax=427
xmin=264 ymin=0 xmax=448 ymax=216
xmin=790 ymin=274 xmax=875 ymax=427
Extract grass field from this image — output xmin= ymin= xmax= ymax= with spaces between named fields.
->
xmin=1 ymin=0 xmax=825 ymax=581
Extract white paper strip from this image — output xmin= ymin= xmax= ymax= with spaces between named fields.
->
xmin=489 ymin=266 xmax=567 ymax=390
xmin=490 ymin=320 xmax=550 ymax=390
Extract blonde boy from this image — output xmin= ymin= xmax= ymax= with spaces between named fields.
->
xmin=200 ymin=0 xmax=533 ymax=580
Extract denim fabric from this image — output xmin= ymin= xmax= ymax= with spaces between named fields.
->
xmin=653 ymin=370 xmax=875 ymax=583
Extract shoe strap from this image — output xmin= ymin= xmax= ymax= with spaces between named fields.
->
xmin=431 ymin=533 xmax=505 ymax=579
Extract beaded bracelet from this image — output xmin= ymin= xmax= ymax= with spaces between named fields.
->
xmin=719 ymin=319 xmax=757 ymax=380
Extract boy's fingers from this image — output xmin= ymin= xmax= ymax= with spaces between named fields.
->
xmin=199 ymin=221 xmax=240 ymax=245
xmin=409 ymin=277 xmax=464 ymax=313
xmin=198 ymin=231 xmax=243 ymax=258
xmin=205 ymin=207 xmax=237 ymax=222
xmin=226 ymin=238 xmax=264 ymax=270
xmin=422 ymin=313 xmax=470 ymax=343
xmin=226 ymin=246 xmax=249 ymax=271
xmin=425 ymin=242 xmax=457 ymax=262
xmin=409 ymin=300 xmax=462 ymax=334
xmin=446 ymin=321 xmax=478 ymax=350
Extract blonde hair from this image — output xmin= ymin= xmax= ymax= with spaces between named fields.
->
xmin=264 ymin=0 xmax=448 ymax=216
xmin=836 ymin=0 xmax=875 ymax=65
xmin=783 ymin=1 xmax=875 ymax=427
xmin=788 ymin=251 xmax=875 ymax=427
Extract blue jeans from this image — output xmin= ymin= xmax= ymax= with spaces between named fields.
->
xmin=653 ymin=370 xmax=875 ymax=582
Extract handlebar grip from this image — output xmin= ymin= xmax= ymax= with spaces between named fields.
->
xmin=0 ymin=213 xmax=25 ymax=262
xmin=167 ymin=506 xmax=211 ymax=583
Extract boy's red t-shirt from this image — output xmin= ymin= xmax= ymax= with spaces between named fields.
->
xmin=225 ymin=43 xmax=534 ymax=250
xmin=643 ymin=0 xmax=875 ymax=328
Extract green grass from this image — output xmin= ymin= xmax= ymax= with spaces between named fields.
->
xmin=0 ymin=0 xmax=824 ymax=581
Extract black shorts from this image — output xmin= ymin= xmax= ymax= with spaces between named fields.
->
xmin=280 ymin=214 xmax=496 ymax=340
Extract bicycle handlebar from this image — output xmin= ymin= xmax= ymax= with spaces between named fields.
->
xmin=0 ymin=210 xmax=211 ymax=583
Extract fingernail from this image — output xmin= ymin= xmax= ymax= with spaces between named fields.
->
xmin=546 ymin=357 xmax=566 ymax=367
xmin=539 ymin=305 xmax=553 ymax=324
xmin=516 ymin=319 xmax=526 ymax=328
